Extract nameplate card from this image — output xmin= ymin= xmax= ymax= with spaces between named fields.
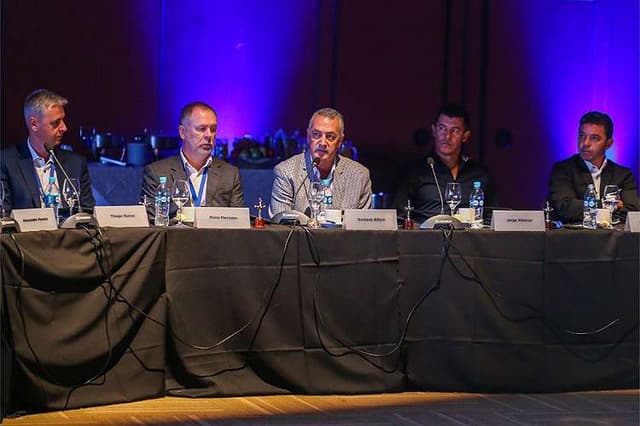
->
xmin=625 ymin=211 xmax=640 ymax=232
xmin=491 ymin=210 xmax=545 ymax=231
xmin=11 ymin=208 xmax=58 ymax=232
xmin=194 ymin=207 xmax=250 ymax=229
xmin=94 ymin=205 xmax=149 ymax=228
xmin=324 ymin=208 xmax=343 ymax=224
xmin=342 ymin=209 xmax=398 ymax=230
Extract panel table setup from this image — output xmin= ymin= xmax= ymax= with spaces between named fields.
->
xmin=0 ymin=204 xmax=638 ymax=419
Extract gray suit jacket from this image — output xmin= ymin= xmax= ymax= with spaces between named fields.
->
xmin=270 ymin=153 xmax=371 ymax=216
xmin=141 ymin=156 xmax=244 ymax=220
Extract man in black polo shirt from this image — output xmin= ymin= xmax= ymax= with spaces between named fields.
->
xmin=393 ymin=104 xmax=494 ymax=222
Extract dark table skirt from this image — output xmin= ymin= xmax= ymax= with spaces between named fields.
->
xmin=2 ymin=227 xmax=638 ymax=414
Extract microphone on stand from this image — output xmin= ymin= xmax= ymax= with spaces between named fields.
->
xmin=427 ymin=157 xmax=445 ymax=215
xmin=271 ymin=156 xmax=321 ymax=225
xmin=0 ymin=185 xmax=18 ymax=233
xmin=295 ymin=156 xmax=321 ymax=205
xmin=420 ymin=156 xmax=464 ymax=230
xmin=45 ymin=143 xmax=94 ymax=229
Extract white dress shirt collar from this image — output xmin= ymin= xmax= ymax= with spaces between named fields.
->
xmin=584 ymin=158 xmax=608 ymax=198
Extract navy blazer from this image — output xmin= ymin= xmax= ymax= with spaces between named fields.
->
xmin=1 ymin=142 xmax=95 ymax=214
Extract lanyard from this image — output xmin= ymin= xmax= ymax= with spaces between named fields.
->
xmin=35 ymin=162 xmax=56 ymax=204
xmin=305 ymin=150 xmax=336 ymax=185
xmin=186 ymin=167 xmax=208 ymax=207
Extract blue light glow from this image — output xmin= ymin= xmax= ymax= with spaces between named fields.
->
xmin=154 ymin=1 xmax=313 ymax=139
xmin=515 ymin=0 xmax=638 ymax=172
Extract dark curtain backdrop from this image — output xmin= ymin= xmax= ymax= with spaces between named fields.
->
xmin=2 ymin=0 xmax=638 ymax=209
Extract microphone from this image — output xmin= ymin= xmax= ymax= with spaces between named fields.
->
xmin=271 ymin=156 xmax=320 ymax=225
xmin=426 ymin=157 xmax=445 ymax=215
xmin=296 ymin=156 xmax=321 ymax=205
xmin=420 ymin=156 xmax=464 ymax=230
xmin=0 ymin=185 xmax=18 ymax=233
xmin=45 ymin=143 xmax=94 ymax=228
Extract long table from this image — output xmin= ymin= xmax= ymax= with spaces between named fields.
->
xmin=1 ymin=227 xmax=638 ymax=414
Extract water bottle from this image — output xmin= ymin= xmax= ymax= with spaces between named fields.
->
xmin=582 ymin=183 xmax=597 ymax=229
xmin=154 ymin=176 xmax=170 ymax=226
xmin=318 ymin=183 xmax=333 ymax=222
xmin=469 ymin=181 xmax=484 ymax=228
xmin=323 ymin=184 xmax=333 ymax=209
xmin=44 ymin=176 xmax=60 ymax=223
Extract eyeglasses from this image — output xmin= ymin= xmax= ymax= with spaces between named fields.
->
xmin=436 ymin=124 xmax=465 ymax=136
xmin=309 ymin=129 xmax=340 ymax=143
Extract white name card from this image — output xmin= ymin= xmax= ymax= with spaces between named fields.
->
xmin=94 ymin=205 xmax=149 ymax=228
xmin=342 ymin=209 xmax=398 ymax=230
xmin=625 ymin=211 xmax=640 ymax=232
xmin=11 ymin=208 xmax=58 ymax=232
xmin=194 ymin=207 xmax=250 ymax=229
xmin=491 ymin=210 xmax=545 ymax=231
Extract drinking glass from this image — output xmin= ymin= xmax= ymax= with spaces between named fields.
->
xmin=63 ymin=178 xmax=80 ymax=216
xmin=171 ymin=180 xmax=191 ymax=227
xmin=602 ymin=184 xmax=620 ymax=222
xmin=308 ymin=182 xmax=324 ymax=228
xmin=445 ymin=182 xmax=462 ymax=215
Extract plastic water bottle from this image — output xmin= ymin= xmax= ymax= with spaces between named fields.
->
xmin=582 ymin=183 xmax=597 ymax=229
xmin=469 ymin=181 xmax=484 ymax=228
xmin=44 ymin=176 xmax=60 ymax=223
xmin=317 ymin=182 xmax=333 ymax=222
xmin=323 ymin=184 xmax=333 ymax=209
xmin=154 ymin=176 xmax=170 ymax=226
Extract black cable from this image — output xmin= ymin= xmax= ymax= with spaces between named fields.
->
xmin=307 ymin=227 xmax=454 ymax=372
xmin=8 ymin=233 xmax=48 ymax=409
xmin=445 ymin=236 xmax=637 ymax=363
xmin=46 ymin=225 xmax=298 ymax=384
xmin=165 ymin=226 xmax=299 ymax=381
xmin=59 ymin=227 xmax=118 ymax=408
xmin=105 ymin=226 xmax=297 ymax=356
xmin=445 ymin=237 xmax=622 ymax=334
xmin=87 ymin=225 xmax=297 ymax=384
xmin=8 ymin=230 xmax=115 ymax=410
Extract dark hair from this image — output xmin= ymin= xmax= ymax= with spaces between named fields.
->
xmin=579 ymin=111 xmax=614 ymax=139
xmin=179 ymin=101 xmax=217 ymax=125
xmin=434 ymin=104 xmax=470 ymax=129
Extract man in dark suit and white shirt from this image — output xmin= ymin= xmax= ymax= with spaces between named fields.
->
xmin=549 ymin=111 xmax=639 ymax=223
xmin=1 ymin=89 xmax=95 ymax=215
xmin=141 ymin=101 xmax=244 ymax=221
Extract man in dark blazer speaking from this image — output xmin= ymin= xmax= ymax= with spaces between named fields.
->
xmin=549 ymin=111 xmax=639 ymax=223
xmin=141 ymin=101 xmax=244 ymax=222
xmin=1 ymin=89 xmax=95 ymax=215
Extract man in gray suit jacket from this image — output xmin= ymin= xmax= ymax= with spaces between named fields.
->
xmin=270 ymin=108 xmax=371 ymax=216
xmin=141 ymin=102 xmax=244 ymax=221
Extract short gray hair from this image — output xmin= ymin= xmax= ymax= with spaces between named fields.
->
xmin=24 ymin=89 xmax=68 ymax=124
xmin=308 ymin=108 xmax=344 ymax=135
